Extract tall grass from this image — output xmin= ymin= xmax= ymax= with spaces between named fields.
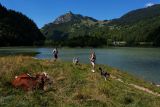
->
xmin=0 ymin=56 xmax=160 ymax=107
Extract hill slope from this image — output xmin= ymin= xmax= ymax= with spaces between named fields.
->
xmin=0 ymin=56 xmax=160 ymax=107
xmin=0 ymin=4 xmax=45 ymax=46
xmin=41 ymin=11 xmax=110 ymax=47
xmin=110 ymin=4 xmax=160 ymax=25
xmin=41 ymin=4 xmax=160 ymax=47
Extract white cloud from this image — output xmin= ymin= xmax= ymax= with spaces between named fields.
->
xmin=145 ymin=3 xmax=154 ymax=7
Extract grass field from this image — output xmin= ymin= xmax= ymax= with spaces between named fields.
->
xmin=0 ymin=56 xmax=160 ymax=107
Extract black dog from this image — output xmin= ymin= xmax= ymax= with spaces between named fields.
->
xmin=99 ymin=67 xmax=110 ymax=80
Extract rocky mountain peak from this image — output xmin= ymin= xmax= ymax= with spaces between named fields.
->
xmin=53 ymin=11 xmax=76 ymax=24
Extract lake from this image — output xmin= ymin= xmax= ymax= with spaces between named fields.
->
xmin=0 ymin=47 xmax=160 ymax=84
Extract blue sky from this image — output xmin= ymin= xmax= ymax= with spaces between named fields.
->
xmin=0 ymin=0 xmax=160 ymax=28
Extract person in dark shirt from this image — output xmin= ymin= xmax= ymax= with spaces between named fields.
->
xmin=52 ymin=48 xmax=58 ymax=61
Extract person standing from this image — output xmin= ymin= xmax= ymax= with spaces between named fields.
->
xmin=52 ymin=48 xmax=58 ymax=61
xmin=90 ymin=50 xmax=96 ymax=72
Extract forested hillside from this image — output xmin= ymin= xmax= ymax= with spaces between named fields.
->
xmin=41 ymin=4 xmax=160 ymax=47
xmin=0 ymin=4 xmax=45 ymax=46
xmin=110 ymin=4 xmax=160 ymax=25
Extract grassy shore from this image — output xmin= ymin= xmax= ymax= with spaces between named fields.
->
xmin=0 ymin=56 xmax=160 ymax=107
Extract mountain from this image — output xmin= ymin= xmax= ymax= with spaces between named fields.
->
xmin=41 ymin=4 xmax=160 ymax=47
xmin=53 ymin=11 xmax=98 ymax=24
xmin=107 ymin=4 xmax=160 ymax=46
xmin=41 ymin=11 xmax=110 ymax=47
xmin=110 ymin=4 xmax=160 ymax=25
xmin=0 ymin=4 xmax=45 ymax=46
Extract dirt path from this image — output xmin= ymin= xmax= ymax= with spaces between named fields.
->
xmin=110 ymin=75 xmax=160 ymax=97
xmin=129 ymin=83 xmax=160 ymax=97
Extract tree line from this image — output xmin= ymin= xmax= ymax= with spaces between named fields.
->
xmin=0 ymin=4 xmax=45 ymax=46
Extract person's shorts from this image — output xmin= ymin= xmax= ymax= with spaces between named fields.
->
xmin=54 ymin=54 xmax=58 ymax=59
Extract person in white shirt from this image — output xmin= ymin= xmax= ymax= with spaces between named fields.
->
xmin=90 ymin=50 xmax=96 ymax=72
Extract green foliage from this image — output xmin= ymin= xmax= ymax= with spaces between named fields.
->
xmin=0 ymin=4 xmax=45 ymax=46
xmin=110 ymin=16 xmax=160 ymax=46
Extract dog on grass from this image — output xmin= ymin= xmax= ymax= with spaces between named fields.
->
xmin=73 ymin=57 xmax=79 ymax=65
xmin=99 ymin=67 xmax=110 ymax=81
